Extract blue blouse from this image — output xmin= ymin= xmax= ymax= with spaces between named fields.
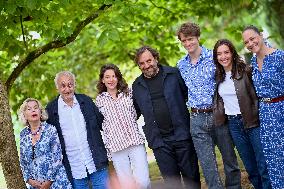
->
xmin=177 ymin=46 xmax=216 ymax=108
xmin=251 ymin=49 xmax=284 ymax=98
xmin=20 ymin=122 xmax=71 ymax=189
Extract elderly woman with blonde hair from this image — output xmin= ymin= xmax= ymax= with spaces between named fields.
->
xmin=18 ymin=98 xmax=71 ymax=189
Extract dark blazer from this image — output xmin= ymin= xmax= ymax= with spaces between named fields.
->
xmin=213 ymin=65 xmax=259 ymax=129
xmin=132 ymin=65 xmax=191 ymax=149
xmin=46 ymin=94 xmax=108 ymax=182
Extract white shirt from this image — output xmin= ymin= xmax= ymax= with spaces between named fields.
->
xmin=58 ymin=96 xmax=96 ymax=179
xmin=218 ymin=71 xmax=241 ymax=115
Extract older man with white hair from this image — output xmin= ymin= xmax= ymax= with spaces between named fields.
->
xmin=46 ymin=71 xmax=109 ymax=189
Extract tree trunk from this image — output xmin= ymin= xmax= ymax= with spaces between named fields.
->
xmin=0 ymin=5 xmax=113 ymax=188
xmin=0 ymin=81 xmax=26 ymax=189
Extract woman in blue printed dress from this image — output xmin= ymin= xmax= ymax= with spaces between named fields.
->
xmin=18 ymin=98 xmax=72 ymax=189
xmin=242 ymin=25 xmax=284 ymax=188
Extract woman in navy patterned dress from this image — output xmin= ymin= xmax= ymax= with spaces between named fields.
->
xmin=242 ymin=25 xmax=284 ymax=188
xmin=18 ymin=98 xmax=72 ymax=189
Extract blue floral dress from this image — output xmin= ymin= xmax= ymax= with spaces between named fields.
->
xmin=251 ymin=49 xmax=284 ymax=189
xmin=20 ymin=122 xmax=72 ymax=189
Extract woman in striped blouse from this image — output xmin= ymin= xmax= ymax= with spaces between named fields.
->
xmin=95 ymin=64 xmax=150 ymax=189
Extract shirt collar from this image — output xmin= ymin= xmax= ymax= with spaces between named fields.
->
xmin=185 ymin=46 xmax=209 ymax=65
xmin=251 ymin=55 xmax=257 ymax=67
xmin=58 ymin=95 xmax=78 ymax=108
xmin=101 ymin=91 xmax=124 ymax=99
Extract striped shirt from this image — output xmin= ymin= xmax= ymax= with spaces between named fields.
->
xmin=95 ymin=88 xmax=145 ymax=154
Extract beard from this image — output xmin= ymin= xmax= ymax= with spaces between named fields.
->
xmin=143 ymin=65 xmax=159 ymax=78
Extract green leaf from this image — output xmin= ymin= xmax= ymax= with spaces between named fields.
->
xmin=26 ymin=0 xmax=38 ymax=10
xmin=60 ymin=0 xmax=70 ymax=6
xmin=104 ymin=0 xmax=114 ymax=5
xmin=97 ymin=30 xmax=108 ymax=47
xmin=108 ymin=28 xmax=120 ymax=41
xmin=5 ymin=1 xmax=17 ymax=14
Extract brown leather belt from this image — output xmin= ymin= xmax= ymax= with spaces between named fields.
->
xmin=259 ymin=95 xmax=284 ymax=103
xmin=191 ymin=107 xmax=213 ymax=113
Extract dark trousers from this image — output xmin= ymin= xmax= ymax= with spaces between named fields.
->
xmin=153 ymin=138 xmax=201 ymax=189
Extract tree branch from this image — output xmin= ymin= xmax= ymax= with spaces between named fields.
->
xmin=148 ymin=0 xmax=173 ymax=14
xmin=5 ymin=3 xmax=112 ymax=92
xmin=20 ymin=15 xmax=28 ymax=50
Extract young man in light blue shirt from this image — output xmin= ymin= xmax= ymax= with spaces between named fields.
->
xmin=176 ymin=22 xmax=241 ymax=189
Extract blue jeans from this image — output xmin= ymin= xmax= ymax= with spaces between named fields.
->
xmin=227 ymin=114 xmax=272 ymax=189
xmin=190 ymin=112 xmax=241 ymax=189
xmin=72 ymin=168 xmax=109 ymax=189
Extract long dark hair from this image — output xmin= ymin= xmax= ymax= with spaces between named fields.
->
xmin=97 ymin=64 xmax=129 ymax=96
xmin=213 ymin=39 xmax=246 ymax=83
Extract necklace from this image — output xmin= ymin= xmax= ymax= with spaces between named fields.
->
xmin=30 ymin=125 xmax=41 ymax=136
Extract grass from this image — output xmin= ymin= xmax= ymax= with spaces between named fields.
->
xmin=0 ymin=147 xmax=253 ymax=189
xmin=147 ymin=147 xmax=254 ymax=189
xmin=0 ymin=166 xmax=7 ymax=189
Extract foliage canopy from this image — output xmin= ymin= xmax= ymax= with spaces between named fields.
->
xmin=2 ymin=0 xmax=281 ymax=112
xmin=0 ymin=0 xmax=283 ymax=188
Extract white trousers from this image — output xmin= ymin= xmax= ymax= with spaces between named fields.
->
xmin=111 ymin=144 xmax=151 ymax=189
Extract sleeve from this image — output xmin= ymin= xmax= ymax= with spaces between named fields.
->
xmin=93 ymin=97 xmax=104 ymax=131
xmin=176 ymin=69 xmax=188 ymax=102
xmin=281 ymin=51 xmax=284 ymax=72
xmin=95 ymin=95 xmax=101 ymax=108
xmin=95 ymin=95 xmax=104 ymax=114
xmin=278 ymin=52 xmax=284 ymax=92
xmin=132 ymin=88 xmax=142 ymax=119
xmin=45 ymin=103 xmax=51 ymax=124
xmin=245 ymin=65 xmax=253 ymax=82
xmin=19 ymin=131 xmax=32 ymax=182
xmin=45 ymin=101 xmax=55 ymax=126
xmin=46 ymin=125 xmax=62 ymax=181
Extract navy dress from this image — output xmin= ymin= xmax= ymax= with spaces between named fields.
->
xmin=251 ymin=49 xmax=284 ymax=189
xmin=20 ymin=122 xmax=72 ymax=189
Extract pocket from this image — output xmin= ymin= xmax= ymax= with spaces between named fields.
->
xmin=190 ymin=112 xmax=198 ymax=119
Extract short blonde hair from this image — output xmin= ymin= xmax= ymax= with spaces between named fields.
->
xmin=54 ymin=71 xmax=76 ymax=89
xmin=18 ymin=98 xmax=48 ymax=126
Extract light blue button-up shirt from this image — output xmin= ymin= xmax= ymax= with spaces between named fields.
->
xmin=177 ymin=46 xmax=216 ymax=109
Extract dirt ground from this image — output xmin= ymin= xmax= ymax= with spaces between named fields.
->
xmin=108 ymin=163 xmax=254 ymax=189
